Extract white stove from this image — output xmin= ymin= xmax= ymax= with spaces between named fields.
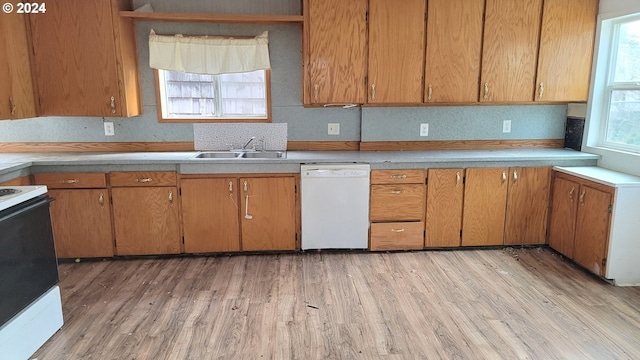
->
xmin=0 ymin=186 xmax=48 ymax=212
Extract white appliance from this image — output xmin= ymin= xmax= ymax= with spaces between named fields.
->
xmin=301 ymin=164 xmax=370 ymax=250
xmin=0 ymin=185 xmax=63 ymax=360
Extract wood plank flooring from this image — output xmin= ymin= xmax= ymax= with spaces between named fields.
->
xmin=33 ymin=248 xmax=640 ymax=359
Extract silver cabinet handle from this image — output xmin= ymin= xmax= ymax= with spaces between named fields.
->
xmin=501 ymin=171 xmax=507 ymax=184
xmin=169 ymin=190 xmax=173 ymax=205
xmin=427 ymin=84 xmax=433 ymax=101
xmin=391 ymin=229 xmax=405 ymax=233
xmin=229 ymin=180 xmax=233 ymax=193
xmin=244 ymin=180 xmax=248 ymax=193
xmin=371 ymin=83 xmax=376 ymax=101
xmin=389 ymin=190 xmax=404 ymax=195
xmin=61 ymin=179 xmax=79 ymax=184
xmin=390 ymin=174 xmax=407 ymax=179
xmin=456 ymin=171 xmax=461 ymax=188
xmin=539 ymin=82 xmax=544 ymax=99
xmin=135 ymin=178 xmax=152 ymax=183
xmin=569 ymin=187 xmax=575 ymax=201
xmin=99 ymin=192 xmax=104 ymax=207
xmin=313 ymin=84 xmax=319 ymax=102
xmin=513 ymin=170 xmax=518 ymax=184
xmin=483 ymin=83 xmax=489 ymax=100
xmin=579 ymin=189 xmax=586 ymax=205
xmin=110 ymin=96 xmax=116 ymax=114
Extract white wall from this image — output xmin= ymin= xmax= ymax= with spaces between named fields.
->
xmin=582 ymin=1 xmax=640 ymax=176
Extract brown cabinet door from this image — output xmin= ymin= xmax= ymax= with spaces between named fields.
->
xmin=181 ymin=178 xmax=240 ymax=253
xmin=49 ymin=189 xmax=114 ymax=258
xmin=536 ymin=0 xmax=598 ymax=102
xmin=368 ymin=0 xmax=425 ymax=103
xmin=574 ymin=186 xmax=612 ymax=276
xmin=112 ymin=187 xmax=181 ymax=255
xmin=424 ymin=0 xmax=484 ymax=103
xmin=480 ymin=0 xmax=542 ymax=102
xmin=240 ymin=177 xmax=296 ymax=251
xmin=504 ymin=167 xmax=551 ymax=245
xmin=425 ymin=169 xmax=464 ymax=247
xmin=306 ymin=0 xmax=367 ymax=104
xmin=462 ymin=168 xmax=509 ymax=246
xmin=548 ymin=177 xmax=579 ymax=258
xmin=29 ymin=0 xmax=139 ymax=116
xmin=0 ymin=12 xmax=36 ymax=120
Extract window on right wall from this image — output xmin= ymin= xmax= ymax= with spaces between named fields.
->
xmin=600 ymin=16 xmax=640 ymax=153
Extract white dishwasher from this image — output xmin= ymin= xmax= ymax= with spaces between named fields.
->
xmin=301 ymin=164 xmax=370 ymax=250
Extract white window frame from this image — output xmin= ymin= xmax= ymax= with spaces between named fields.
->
xmin=599 ymin=15 xmax=640 ymax=153
xmin=155 ymin=69 xmax=271 ymax=123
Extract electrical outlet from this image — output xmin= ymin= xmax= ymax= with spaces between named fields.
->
xmin=420 ymin=123 xmax=429 ymax=137
xmin=104 ymin=122 xmax=115 ymax=136
xmin=328 ymin=123 xmax=340 ymax=135
xmin=502 ymin=120 xmax=512 ymax=133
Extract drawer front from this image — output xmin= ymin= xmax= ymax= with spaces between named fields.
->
xmin=370 ymin=222 xmax=424 ymax=251
xmin=109 ymin=172 xmax=177 ymax=187
xmin=371 ymin=170 xmax=425 ymax=184
xmin=33 ymin=173 xmax=107 ymax=189
xmin=370 ymin=184 xmax=425 ymax=221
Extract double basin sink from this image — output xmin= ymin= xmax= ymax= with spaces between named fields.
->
xmin=192 ymin=150 xmax=286 ymax=159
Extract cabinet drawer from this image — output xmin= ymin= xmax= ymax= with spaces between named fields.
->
xmin=371 ymin=170 xmax=425 ymax=184
xmin=370 ymin=184 xmax=425 ymax=221
xmin=33 ymin=173 xmax=107 ymax=189
xmin=370 ymin=222 xmax=424 ymax=251
xmin=109 ymin=172 xmax=177 ymax=187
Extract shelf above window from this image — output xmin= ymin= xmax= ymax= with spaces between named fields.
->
xmin=120 ymin=11 xmax=303 ymax=24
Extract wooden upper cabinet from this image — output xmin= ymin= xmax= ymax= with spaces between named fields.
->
xmin=0 ymin=12 xmax=37 ymax=120
xmin=480 ymin=0 xmax=542 ymax=102
xmin=368 ymin=0 xmax=425 ymax=104
xmin=536 ymin=0 xmax=598 ymax=102
xmin=29 ymin=0 xmax=141 ymax=117
xmin=305 ymin=0 xmax=367 ymax=105
xmin=424 ymin=0 xmax=484 ymax=103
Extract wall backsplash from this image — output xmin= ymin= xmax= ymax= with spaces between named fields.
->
xmin=0 ymin=0 xmax=567 ymax=147
xmin=194 ymin=123 xmax=287 ymax=151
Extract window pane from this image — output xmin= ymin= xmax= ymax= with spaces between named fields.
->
xmin=613 ymin=19 xmax=640 ymax=83
xmin=161 ymin=70 xmax=217 ymax=117
xmin=219 ymin=70 xmax=267 ymax=117
xmin=606 ymin=90 xmax=640 ymax=147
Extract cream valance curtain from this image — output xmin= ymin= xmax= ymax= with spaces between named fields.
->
xmin=148 ymin=30 xmax=270 ymax=75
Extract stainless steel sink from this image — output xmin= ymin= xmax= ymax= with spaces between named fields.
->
xmin=193 ymin=151 xmax=286 ymax=159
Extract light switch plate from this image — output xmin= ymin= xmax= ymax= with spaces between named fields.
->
xmin=328 ymin=123 xmax=340 ymax=135
xmin=502 ymin=120 xmax=511 ymax=133
xmin=420 ymin=123 xmax=429 ymax=137
xmin=104 ymin=122 xmax=115 ymax=136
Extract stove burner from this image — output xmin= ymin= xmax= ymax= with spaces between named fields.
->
xmin=0 ymin=188 xmax=22 ymax=197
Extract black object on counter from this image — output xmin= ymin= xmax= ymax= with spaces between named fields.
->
xmin=565 ymin=117 xmax=585 ymax=151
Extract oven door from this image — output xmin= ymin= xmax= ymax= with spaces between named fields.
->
xmin=0 ymin=195 xmax=59 ymax=326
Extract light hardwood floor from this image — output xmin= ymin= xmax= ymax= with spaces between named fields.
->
xmin=33 ymin=248 xmax=640 ymax=359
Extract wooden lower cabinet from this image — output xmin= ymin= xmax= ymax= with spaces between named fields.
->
xmin=240 ymin=177 xmax=297 ymax=251
xmin=181 ymin=175 xmax=297 ymax=253
xmin=504 ymin=167 xmax=551 ymax=245
xmin=425 ymin=169 xmax=464 ymax=247
xmin=370 ymin=222 xmax=424 ymax=251
xmin=461 ymin=168 xmax=509 ymax=246
xmin=33 ymin=172 xmax=113 ymax=258
xmin=181 ymin=178 xmax=240 ymax=253
xmin=0 ymin=175 xmax=32 ymax=186
xmin=549 ymin=172 xmax=613 ymax=277
xmin=110 ymin=172 xmax=181 ymax=256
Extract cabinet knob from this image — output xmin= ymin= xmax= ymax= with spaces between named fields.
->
xmin=169 ymin=190 xmax=173 ymax=205
xmin=456 ymin=171 xmax=461 ymax=188
xmin=390 ymin=174 xmax=407 ymax=179
xmin=135 ymin=178 xmax=153 ymax=183
xmin=99 ymin=192 xmax=104 ymax=207
xmin=313 ymin=84 xmax=319 ymax=103
xmin=427 ymin=84 xmax=433 ymax=101
xmin=538 ymin=82 xmax=545 ymax=100
xmin=569 ymin=187 xmax=575 ymax=200
xmin=371 ymin=83 xmax=376 ymax=101
xmin=391 ymin=228 xmax=405 ymax=233
xmin=110 ymin=96 xmax=116 ymax=114
xmin=61 ymin=179 xmax=79 ymax=184
xmin=579 ymin=189 xmax=586 ymax=205
xmin=229 ymin=181 xmax=233 ymax=193
xmin=483 ymin=83 xmax=489 ymax=100
xmin=9 ymin=97 xmax=16 ymax=116
xmin=513 ymin=170 xmax=518 ymax=184
xmin=389 ymin=190 xmax=404 ymax=195
xmin=501 ymin=171 xmax=507 ymax=184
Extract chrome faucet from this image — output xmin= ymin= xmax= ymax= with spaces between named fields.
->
xmin=241 ymin=136 xmax=256 ymax=150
